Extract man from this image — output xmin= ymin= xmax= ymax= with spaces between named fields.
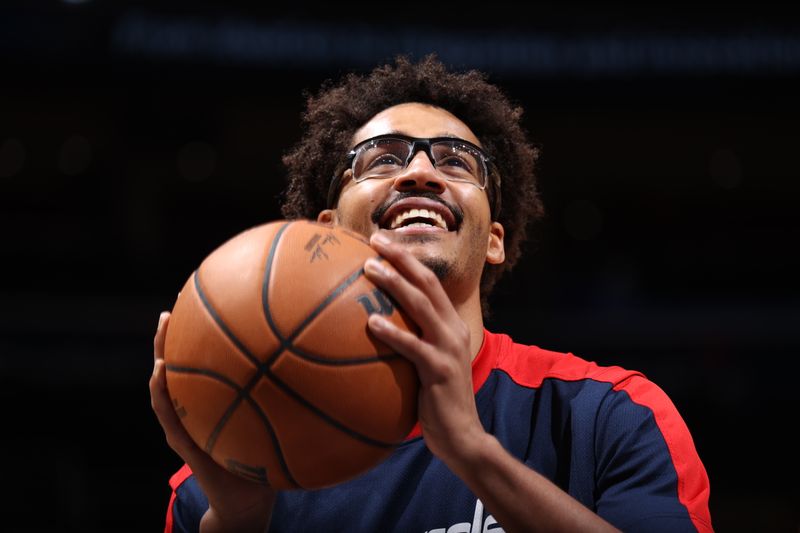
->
xmin=151 ymin=55 xmax=712 ymax=532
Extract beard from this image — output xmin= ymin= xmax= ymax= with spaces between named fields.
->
xmin=392 ymin=235 xmax=453 ymax=283
xmin=394 ymin=233 xmax=452 ymax=281
xmin=420 ymin=257 xmax=452 ymax=282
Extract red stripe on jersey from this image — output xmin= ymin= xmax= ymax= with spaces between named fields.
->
xmin=490 ymin=330 xmax=711 ymax=532
xmin=489 ymin=330 xmax=642 ymax=388
xmin=613 ymin=376 xmax=713 ymax=532
xmin=165 ymin=463 xmax=194 ymax=533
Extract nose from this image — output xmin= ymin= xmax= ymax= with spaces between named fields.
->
xmin=392 ymin=151 xmax=446 ymax=194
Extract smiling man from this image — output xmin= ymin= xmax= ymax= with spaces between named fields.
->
xmin=320 ymin=102 xmax=506 ymax=360
xmin=151 ymin=55 xmax=713 ymax=532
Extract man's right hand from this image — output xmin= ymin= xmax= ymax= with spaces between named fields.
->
xmin=151 ymin=311 xmax=275 ymax=533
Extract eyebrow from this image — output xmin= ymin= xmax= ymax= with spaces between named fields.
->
xmin=349 ymin=131 xmax=483 ymax=152
xmin=384 ymin=130 xmax=462 ymax=139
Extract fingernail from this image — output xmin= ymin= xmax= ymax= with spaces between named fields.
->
xmin=152 ymin=358 xmax=163 ymax=376
xmin=371 ymin=232 xmax=390 ymax=247
xmin=365 ymin=258 xmax=387 ymax=276
xmin=157 ymin=311 xmax=168 ymax=329
xmin=368 ymin=313 xmax=388 ymax=331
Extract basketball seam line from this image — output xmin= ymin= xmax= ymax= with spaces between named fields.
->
xmin=286 ymin=346 xmax=402 ymax=365
xmin=191 ymin=220 xmax=403 ymax=489
xmin=266 ymin=371 xmax=397 ymax=448
xmin=263 ymin=223 xmax=392 ymax=363
xmin=192 ymin=260 xmax=301 ymax=488
xmin=164 ymin=364 xmax=288 ymax=483
xmin=259 ymin=222 xmax=401 ymax=445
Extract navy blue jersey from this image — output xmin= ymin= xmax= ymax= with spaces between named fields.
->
xmin=165 ymin=330 xmax=712 ymax=532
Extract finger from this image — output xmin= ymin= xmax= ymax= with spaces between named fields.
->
xmin=150 ymin=356 xmax=200 ymax=455
xmin=150 ymin=311 xmax=197 ymax=454
xmin=154 ymin=311 xmax=170 ymax=362
xmin=368 ymin=313 xmax=432 ymax=369
xmin=150 ymin=358 xmax=171 ymax=413
xmin=364 ymin=257 xmax=444 ymax=337
xmin=149 ymin=357 xmax=178 ymax=433
xmin=369 ymin=234 xmax=455 ymax=318
xmin=151 ymin=359 xmax=272 ymax=495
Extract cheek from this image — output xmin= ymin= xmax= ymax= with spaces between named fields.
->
xmin=335 ymin=183 xmax=383 ymax=231
xmin=458 ymin=187 xmax=493 ymax=224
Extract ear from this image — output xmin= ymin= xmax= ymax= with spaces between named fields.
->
xmin=486 ymin=221 xmax=505 ymax=265
xmin=316 ymin=209 xmax=336 ymax=225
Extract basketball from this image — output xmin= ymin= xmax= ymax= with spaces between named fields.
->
xmin=163 ymin=219 xmax=419 ymax=490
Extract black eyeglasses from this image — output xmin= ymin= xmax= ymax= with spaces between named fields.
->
xmin=327 ymin=134 xmax=501 ymax=215
xmin=348 ymin=133 xmax=492 ymax=185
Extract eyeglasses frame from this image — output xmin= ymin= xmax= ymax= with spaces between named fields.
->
xmin=326 ymin=134 xmax=501 ymax=217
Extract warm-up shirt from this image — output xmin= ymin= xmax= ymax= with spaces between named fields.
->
xmin=164 ymin=329 xmax=712 ymax=532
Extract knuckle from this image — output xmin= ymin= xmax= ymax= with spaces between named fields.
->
xmin=382 ymin=266 xmax=399 ymax=285
xmin=457 ymin=322 xmax=470 ymax=343
xmin=164 ymin=434 xmax=178 ymax=450
xmin=419 ymin=268 xmax=438 ymax=287
xmin=409 ymin=292 xmax=433 ymax=316
xmin=429 ymin=358 xmax=455 ymax=380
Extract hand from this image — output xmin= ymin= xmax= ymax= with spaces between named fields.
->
xmin=363 ymin=234 xmax=487 ymax=464
xmin=363 ymin=238 xmax=622 ymax=533
xmin=150 ymin=312 xmax=275 ymax=532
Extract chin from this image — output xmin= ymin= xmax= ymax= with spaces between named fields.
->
xmin=419 ymin=257 xmax=452 ymax=282
xmin=396 ymin=233 xmax=441 ymax=245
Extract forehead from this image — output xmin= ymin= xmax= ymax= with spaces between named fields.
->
xmin=352 ymin=103 xmax=482 ymax=148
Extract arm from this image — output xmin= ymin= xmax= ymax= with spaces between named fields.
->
xmin=364 ymin=235 xmax=619 ymax=533
xmin=151 ymin=312 xmax=275 ymax=533
xmin=450 ymin=434 xmax=618 ymax=533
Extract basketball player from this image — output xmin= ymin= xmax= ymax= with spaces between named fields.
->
xmin=151 ymin=55 xmax=712 ymax=532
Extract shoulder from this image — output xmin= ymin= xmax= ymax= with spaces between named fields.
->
xmin=484 ymin=330 xmax=694 ymax=435
xmin=485 ymin=332 xmax=711 ymax=530
xmin=485 ymin=330 xmax=644 ymax=390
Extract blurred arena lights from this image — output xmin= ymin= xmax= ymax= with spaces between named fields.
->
xmin=110 ymin=9 xmax=800 ymax=77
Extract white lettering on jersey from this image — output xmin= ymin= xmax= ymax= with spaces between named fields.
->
xmin=424 ymin=499 xmax=504 ymax=533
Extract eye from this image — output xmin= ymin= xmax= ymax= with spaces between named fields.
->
xmin=434 ymin=144 xmax=480 ymax=181
xmin=365 ymin=152 xmax=404 ymax=170
xmin=437 ymin=154 xmax=473 ymax=170
xmin=358 ymin=139 xmax=409 ymax=174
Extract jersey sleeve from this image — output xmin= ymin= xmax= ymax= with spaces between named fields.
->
xmin=593 ymin=374 xmax=712 ymax=532
xmin=164 ymin=464 xmax=209 ymax=533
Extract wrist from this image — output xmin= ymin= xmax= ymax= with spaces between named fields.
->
xmin=440 ymin=429 xmax=500 ymax=482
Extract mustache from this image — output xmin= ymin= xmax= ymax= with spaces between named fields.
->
xmin=370 ymin=192 xmax=464 ymax=227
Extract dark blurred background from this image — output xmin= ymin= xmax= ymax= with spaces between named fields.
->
xmin=1 ymin=2 xmax=798 ymax=531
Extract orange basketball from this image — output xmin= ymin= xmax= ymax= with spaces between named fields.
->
xmin=163 ymin=219 xmax=419 ymax=490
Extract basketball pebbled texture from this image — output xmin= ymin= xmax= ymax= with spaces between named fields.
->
xmin=164 ymin=219 xmax=419 ymax=489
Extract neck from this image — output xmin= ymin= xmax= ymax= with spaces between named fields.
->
xmin=451 ymin=285 xmax=486 ymax=363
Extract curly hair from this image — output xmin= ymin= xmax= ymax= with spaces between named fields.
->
xmin=281 ymin=54 xmax=544 ymax=313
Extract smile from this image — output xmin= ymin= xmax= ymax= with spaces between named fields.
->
xmin=376 ymin=196 xmax=460 ymax=232
xmin=390 ymin=208 xmax=448 ymax=230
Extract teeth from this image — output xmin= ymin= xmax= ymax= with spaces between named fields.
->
xmin=390 ymin=208 xmax=447 ymax=230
